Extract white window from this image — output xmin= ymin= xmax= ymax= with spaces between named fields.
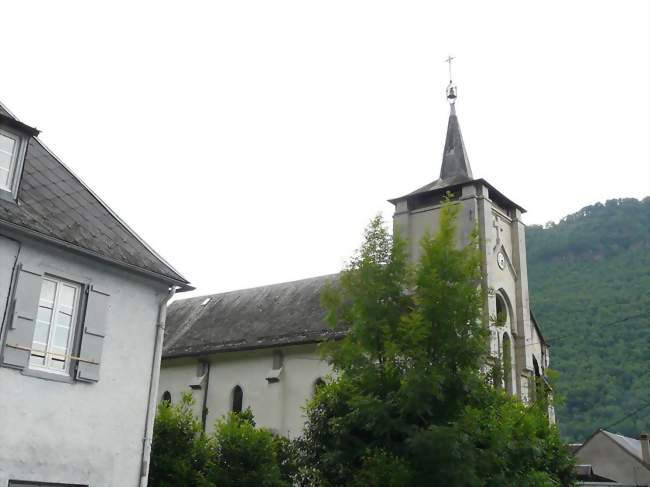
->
xmin=30 ymin=277 xmax=81 ymax=374
xmin=0 ymin=129 xmax=20 ymax=191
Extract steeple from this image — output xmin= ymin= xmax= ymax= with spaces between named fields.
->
xmin=440 ymin=64 xmax=472 ymax=181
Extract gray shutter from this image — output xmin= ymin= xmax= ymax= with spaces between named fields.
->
xmin=2 ymin=264 xmax=43 ymax=369
xmin=76 ymin=286 xmax=110 ymax=382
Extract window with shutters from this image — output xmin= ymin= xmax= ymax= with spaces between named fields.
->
xmin=29 ymin=276 xmax=81 ymax=374
xmin=1 ymin=264 xmax=109 ymax=383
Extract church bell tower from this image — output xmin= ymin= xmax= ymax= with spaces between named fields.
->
xmin=388 ymin=71 xmax=549 ymax=405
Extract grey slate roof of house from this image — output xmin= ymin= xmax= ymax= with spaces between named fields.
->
xmin=163 ymin=274 xmax=343 ymax=358
xmin=601 ymin=431 xmax=647 ymax=464
xmin=0 ymin=101 xmax=190 ymax=288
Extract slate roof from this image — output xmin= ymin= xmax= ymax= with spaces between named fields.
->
xmin=440 ymin=104 xmax=472 ymax=181
xmin=601 ymin=431 xmax=646 ymax=463
xmin=0 ymin=102 xmax=190 ymax=289
xmin=163 ymin=274 xmax=342 ymax=358
xmin=388 ymin=104 xmax=525 ymax=213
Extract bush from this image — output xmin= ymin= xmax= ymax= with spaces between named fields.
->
xmin=148 ymin=393 xmax=210 ymax=487
xmin=203 ymin=409 xmax=286 ymax=487
xmin=149 ymin=402 xmax=288 ymax=487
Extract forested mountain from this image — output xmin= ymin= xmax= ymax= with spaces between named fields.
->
xmin=526 ymin=197 xmax=650 ymax=442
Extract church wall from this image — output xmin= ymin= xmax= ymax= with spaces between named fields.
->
xmin=159 ymin=343 xmax=330 ymax=437
xmin=393 ymin=191 xmax=478 ymax=264
xmin=393 ymin=181 xmax=550 ymax=405
xmin=156 ymin=357 xmax=205 ymax=419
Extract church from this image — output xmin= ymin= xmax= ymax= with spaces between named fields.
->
xmin=158 ymin=80 xmax=552 ymax=437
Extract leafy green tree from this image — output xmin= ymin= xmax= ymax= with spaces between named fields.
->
xmin=298 ymin=201 xmax=575 ymax=486
xmin=148 ymin=393 xmax=211 ymax=487
xmin=203 ymin=408 xmax=287 ymax=487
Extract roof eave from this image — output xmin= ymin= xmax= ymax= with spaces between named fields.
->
xmin=162 ymin=331 xmax=346 ymax=359
xmin=388 ymin=177 xmax=526 ymax=214
xmin=0 ymin=113 xmax=40 ymax=137
xmin=0 ymin=218 xmax=194 ymax=292
xmin=529 ymin=309 xmax=548 ymax=346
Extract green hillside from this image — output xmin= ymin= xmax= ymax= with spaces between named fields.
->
xmin=526 ymin=197 xmax=650 ymax=442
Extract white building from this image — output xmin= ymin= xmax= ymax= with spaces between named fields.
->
xmin=575 ymin=430 xmax=650 ymax=486
xmin=159 ymin=83 xmax=551 ymax=437
xmin=0 ymin=101 xmax=192 ymax=487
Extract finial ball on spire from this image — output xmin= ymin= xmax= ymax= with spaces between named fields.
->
xmin=446 ymin=82 xmax=457 ymax=104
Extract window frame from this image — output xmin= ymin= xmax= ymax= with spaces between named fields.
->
xmin=232 ymin=385 xmax=243 ymax=413
xmin=28 ymin=275 xmax=84 ymax=377
xmin=0 ymin=126 xmax=27 ymax=201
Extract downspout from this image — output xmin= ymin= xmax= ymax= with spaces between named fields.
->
xmin=201 ymin=360 xmax=211 ymax=432
xmin=139 ymin=286 xmax=176 ymax=487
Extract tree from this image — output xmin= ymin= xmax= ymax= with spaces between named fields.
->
xmin=149 ymin=399 xmax=288 ymax=487
xmin=298 ymin=200 xmax=575 ymax=486
xmin=149 ymin=393 xmax=211 ymax=487
xmin=203 ymin=409 xmax=287 ymax=487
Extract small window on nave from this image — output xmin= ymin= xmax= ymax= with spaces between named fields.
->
xmin=232 ymin=385 xmax=243 ymax=413
xmin=162 ymin=390 xmax=172 ymax=404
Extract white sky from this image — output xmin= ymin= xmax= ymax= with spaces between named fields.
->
xmin=1 ymin=1 xmax=648 ymax=296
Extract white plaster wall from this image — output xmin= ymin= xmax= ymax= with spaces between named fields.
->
xmin=156 ymin=357 xmax=204 ymax=419
xmin=577 ymin=433 xmax=650 ymax=485
xmin=0 ymin=230 xmax=167 ymax=487
xmin=160 ymin=344 xmax=331 ymax=438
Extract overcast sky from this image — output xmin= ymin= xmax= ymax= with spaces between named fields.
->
xmin=1 ymin=1 xmax=648 ymax=296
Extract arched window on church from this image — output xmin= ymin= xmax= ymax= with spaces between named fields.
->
xmin=232 ymin=385 xmax=243 ymax=413
xmin=502 ymin=333 xmax=514 ymax=395
xmin=161 ymin=390 xmax=172 ymax=404
xmin=532 ymin=356 xmax=543 ymax=404
xmin=495 ymin=293 xmax=508 ymax=327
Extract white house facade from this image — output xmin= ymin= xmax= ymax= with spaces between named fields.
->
xmin=0 ymin=101 xmax=191 ymax=487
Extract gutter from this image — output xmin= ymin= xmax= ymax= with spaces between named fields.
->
xmin=139 ymin=285 xmax=176 ymax=487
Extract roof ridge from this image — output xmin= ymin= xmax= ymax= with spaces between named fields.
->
xmin=176 ymin=273 xmax=339 ymax=302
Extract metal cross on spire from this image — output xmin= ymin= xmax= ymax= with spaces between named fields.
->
xmin=444 ymin=55 xmax=455 ymax=82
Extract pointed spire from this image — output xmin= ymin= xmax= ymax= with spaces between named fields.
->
xmin=440 ymin=60 xmax=472 ymax=180
xmin=440 ymin=104 xmax=472 ymax=180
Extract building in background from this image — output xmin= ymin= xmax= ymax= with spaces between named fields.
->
xmin=575 ymin=430 xmax=650 ymax=486
xmin=158 ymin=80 xmax=551 ymax=436
xmin=0 ymin=101 xmax=192 ymax=487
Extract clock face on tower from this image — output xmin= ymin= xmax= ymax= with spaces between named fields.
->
xmin=497 ymin=252 xmax=506 ymax=270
